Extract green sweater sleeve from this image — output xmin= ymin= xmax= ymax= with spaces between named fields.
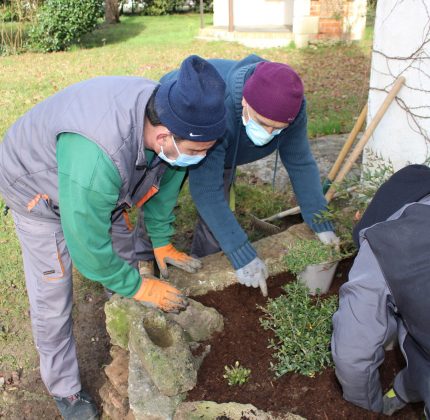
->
xmin=143 ymin=150 xmax=187 ymax=248
xmin=57 ymin=133 xmax=141 ymax=297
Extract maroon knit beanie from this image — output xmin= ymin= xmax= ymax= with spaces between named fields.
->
xmin=243 ymin=62 xmax=304 ymax=123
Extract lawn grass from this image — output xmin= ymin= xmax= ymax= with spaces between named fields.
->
xmin=0 ymin=13 xmax=372 ymax=371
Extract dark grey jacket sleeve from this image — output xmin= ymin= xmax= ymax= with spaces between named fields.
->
xmin=331 ymin=240 xmax=397 ymax=412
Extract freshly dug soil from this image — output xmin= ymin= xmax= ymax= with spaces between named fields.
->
xmin=188 ymin=259 xmax=425 ymax=419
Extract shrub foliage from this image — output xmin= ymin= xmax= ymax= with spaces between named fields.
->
xmin=29 ymin=0 xmax=102 ymax=52
xmin=143 ymin=0 xmax=212 ymax=16
xmin=259 ymin=281 xmax=338 ymax=377
xmin=283 ymin=239 xmax=343 ymax=276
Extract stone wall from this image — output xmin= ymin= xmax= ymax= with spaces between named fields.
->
xmin=310 ymin=0 xmax=367 ymax=41
xmin=101 ymin=297 xmax=224 ymax=419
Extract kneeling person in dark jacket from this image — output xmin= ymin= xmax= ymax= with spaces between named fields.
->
xmin=332 ymin=164 xmax=430 ymax=419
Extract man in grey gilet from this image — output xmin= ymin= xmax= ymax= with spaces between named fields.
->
xmin=332 ymin=165 xmax=430 ymax=419
xmin=0 ymin=55 xmax=226 ymax=419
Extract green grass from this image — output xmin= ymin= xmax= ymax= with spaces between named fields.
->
xmin=0 ymin=13 xmax=372 ymax=371
xmin=0 ymin=203 xmax=37 ymax=370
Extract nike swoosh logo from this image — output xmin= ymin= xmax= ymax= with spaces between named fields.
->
xmin=189 ymin=133 xmax=203 ymax=137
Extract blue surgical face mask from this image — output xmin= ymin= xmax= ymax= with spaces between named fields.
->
xmin=158 ymin=135 xmax=205 ymax=167
xmin=242 ymin=106 xmax=283 ymax=146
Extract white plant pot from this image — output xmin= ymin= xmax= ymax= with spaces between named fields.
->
xmin=297 ymin=261 xmax=339 ymax=295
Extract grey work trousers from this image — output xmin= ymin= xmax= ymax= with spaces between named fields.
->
xmin=332 ymin=239 xmax=429 ymax=413
xmin=190 ymin=168 xmax=233 ymax=258
xmin=11 ymin=210 xmax=150 ymax=398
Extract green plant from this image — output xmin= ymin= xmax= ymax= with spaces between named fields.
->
xmin=223 ymin=361 xmax=251 ymax=386
xmin=259 ymin=281 xmax=338 ymax=378
xmin=1 ymin=1 xmax=39 ymax=55
xmin=142 ymin=0 xmax=212 ymax=16
xmin=1 ymin=4 xmax=18 ymax=22
xmin=29 ymin=0 xmax=102 ymax=52
xmin=283 ymin=239 xmax=342 ymax=276
xmin=142 ymin=0 xmax=171 ymax=15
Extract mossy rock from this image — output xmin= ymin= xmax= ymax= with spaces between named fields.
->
xmin=104 ymin=295 xmax=149 ymax=349
xmin=129 ymin=310 xmax=198 ymax=396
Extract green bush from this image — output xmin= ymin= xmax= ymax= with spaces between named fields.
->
xmin=142 ymin=0 xmax=171 ymax=15
xmin=29 ymin=0 xmax=102 ymax=52
xmin=259 ymin=281 xmax=338 ymax=377
xmin=143 ymin=0 xmax=212 ymax=16
xmin=0 ymin=5 xmax=17 ymax=22
xmin=283 ymin=239 xmax=343 ymax=276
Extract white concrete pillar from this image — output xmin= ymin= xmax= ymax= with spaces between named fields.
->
xmin=292 ymin=0 xmax=318 ymax=48
xmin=364 ymin=1 xmax=430 ymax=171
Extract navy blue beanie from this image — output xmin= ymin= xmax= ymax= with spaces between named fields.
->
xmin=155 ymin=55 xmax=226 ymax=141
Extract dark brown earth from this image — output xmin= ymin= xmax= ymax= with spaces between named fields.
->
xmin=0 ymin=260 xmax=425 ymax=419
xmin=188 ymin=258 xmax=425 ymax=419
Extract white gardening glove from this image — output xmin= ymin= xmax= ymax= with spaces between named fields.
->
xmin=235 ymin=257 xmax=268 ymax=297
xmin=316 ymin=231 xmax=340 ymax=246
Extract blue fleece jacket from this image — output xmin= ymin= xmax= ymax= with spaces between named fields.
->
xmin=161 ymin=55 xmax=333 ymax=270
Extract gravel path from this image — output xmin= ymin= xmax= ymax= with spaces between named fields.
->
xmin=241 ymin=133 xmax=361 ymax=190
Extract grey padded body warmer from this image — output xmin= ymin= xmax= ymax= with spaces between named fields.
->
xmin=365 ymin=203 xmax=430 ymax=353
xmin=0 ymin=76 xmax=160 ymax=221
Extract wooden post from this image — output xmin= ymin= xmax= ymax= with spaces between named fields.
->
xmin=325 ymin=76 xmax=406 ymax=202
xmin=228 ymin=0 xmax=234 ymax=32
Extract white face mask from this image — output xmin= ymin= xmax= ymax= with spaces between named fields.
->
xmin=158 ymin=135 xmax=205 ymax=167
xmin=242 ymin=106 xmax=283 ymax=146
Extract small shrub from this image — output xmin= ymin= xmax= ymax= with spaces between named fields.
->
xmin=142 ymin=0 xmax=171 ymax=15
xmin=29 ymin=0 xmax=102 ymax=52
xmin=223 ymin=361 xmax=251 ymax=386
xmin=259 ymin=281 xmax=338 ymax=378
xmin=1 ymin=1 xmax=40 ymax=55
xmin=0 ymin=5 xmax=18 ymax=22
xmin=142 ymin=0 xmax=212 ymax=15
xmin=283 ymin=239 xmax=343 ymax=276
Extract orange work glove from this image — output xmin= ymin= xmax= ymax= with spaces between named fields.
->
xmin=153 ymin=243 xmax=202 ymax=278
xmin=133 ymin=278 xmax=188 ymax=313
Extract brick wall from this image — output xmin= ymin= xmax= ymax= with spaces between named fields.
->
xmin=310 ymin=0 xmax=352 ymax=39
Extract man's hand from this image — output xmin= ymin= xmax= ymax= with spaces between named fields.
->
xmin=133 ymin=278 xmax=188 ymax=313
xmin=235 ymin=257 xmax=268 ymax=297
xmin=154 ymin=243 xmax=202 ymax=278
xmin=316 ymin=231 xmax=340 ymax=246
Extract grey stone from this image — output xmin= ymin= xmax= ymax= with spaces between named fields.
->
xmin=166 ymin=299 xmax=224 ymax=342
xmin=105 ymin=295 xmax=151 ymax=349
xmin=189 ymin=343 xmax=211 ymax=370
xmin=129 ymin=310 xmax=198 ymax=396
xmin=105 ymin=346 xmax=129 ymax=397
xmin=174 ymin=401 xmax=305 ymax=420
xmin=128 ymin=348 xmax=185 ymax=420
xmin=99 ymin=381 xmax=129 ymax=419
xmin=168 ymin=223 xmax=316 ymax=296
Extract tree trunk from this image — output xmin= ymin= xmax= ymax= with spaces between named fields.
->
xmin=105 ymin=0 xmax=120 ymax=24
